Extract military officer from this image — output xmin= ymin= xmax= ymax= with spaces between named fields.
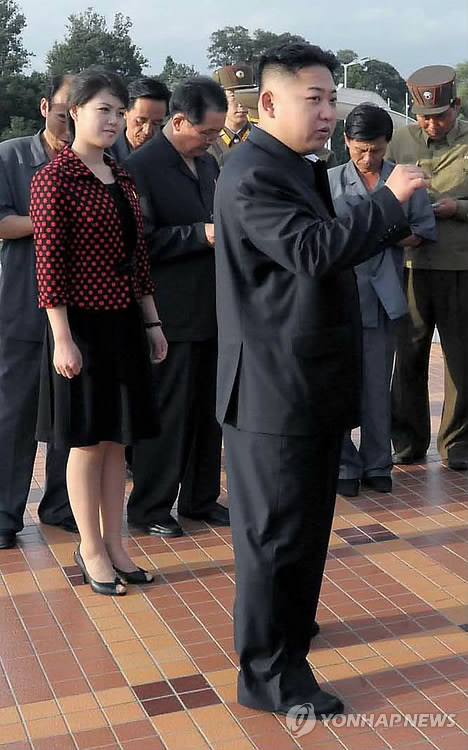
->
xmin=209 ymin=64 xmax=255 ymax=166
xmin=388 ymin=65 xmax=468 ymax=470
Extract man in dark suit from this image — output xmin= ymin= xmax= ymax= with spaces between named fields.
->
xmin=110 ymin=78 xmax=171 ymax=164
xmin=124 ymin=77 xmax=229 ymax=537
xmin=215 ymin=42 xmax=429 ymax=717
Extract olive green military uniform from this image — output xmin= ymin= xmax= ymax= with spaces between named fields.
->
xmin=209 ymin=121 xmax=252 ymax=167
xmin=387 ymin=66 xmax=468 ymax=465
xmin=209 ymin=64 xmax=255 ymax=167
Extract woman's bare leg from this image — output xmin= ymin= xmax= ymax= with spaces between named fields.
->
xmin=100 ymin=442 xmax=147 ymax=574
xmin=67 ymin=443 xmax=125 ymax=591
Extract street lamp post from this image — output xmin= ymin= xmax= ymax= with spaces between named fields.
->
xmin=342 ymin=56 xmax=370 ymax=88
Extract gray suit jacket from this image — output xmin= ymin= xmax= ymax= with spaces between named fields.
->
xmin=0 ymin=131 xmax=48 ymax=341
xmin=328 ymin=159 xmax=437 ymax=327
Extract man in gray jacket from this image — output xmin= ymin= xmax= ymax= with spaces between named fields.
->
xmin=329 ymin=104 xmax=436 ymax=496
xmin=0 ymin=75 xmax=75 ymax=549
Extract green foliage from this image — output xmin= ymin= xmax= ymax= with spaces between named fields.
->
xmin=45 ymin=8 xmax=148 ymax=78
xmin=0 ymin=70 xmax=45 ymax=138
xmin=0 ymin=0 xmax=32 ymax=76
xmin=0 ymin=114 xmax=38 ymax=140
xmin=207 ymin=26 xmax=306 ymax=70
xmin=335 ymin=49 xmax=359 ymax=65
xmin=341 ymin=58 xmax=407 ymax=112
xmin=158 ymin=56 xmax=199 ymax=89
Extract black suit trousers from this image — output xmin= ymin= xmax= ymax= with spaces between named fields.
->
xmin=223 ymin=423 xmax=343 ymax=710
xmin=127 ymin=340 xmax=222 ymax=524
xmin=0 ymin=336 xmax=70 ymax=533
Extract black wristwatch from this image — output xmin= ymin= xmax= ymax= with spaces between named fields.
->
xmin=144 ymin=320 xmax=162 ymax=329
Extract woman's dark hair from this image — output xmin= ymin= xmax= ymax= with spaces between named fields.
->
xmin=128 ymin=78 xmax=171 ymax=110
xmin=68 ymin=67 xmax=129 ymax=110
xmin=259 ymin=42 xmax=338 ymax=89
xmin=345 ymin=103 xmax=394 ymax=142
xmin=169 ymin=77 xmax=227 ymax=124
xmin=44 ymin=74 xmax=72 ymax=105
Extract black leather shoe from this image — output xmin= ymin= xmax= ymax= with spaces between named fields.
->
xmin=0 ymin=531 xmax=16 ymax=550
xmin=362 ymin=475 xmax=392 ymax=493
xmin=310 ymin=620 xmax=320 ymax=639
xmin=242 ymin=687 xmax=344 ymax=719
xmin=392 ymin=451 xmax=425 ymax=465
xmin=40 ymin=517 xmax=78 ymax=534
xmin=180 ymin=503 xmax=230 ymax=526
xmin=277 ymin=688 xmax=344 ymax=719
xmin=337 ymin=478 xmax=360 ymax=497
xmin=446 ymin=457 xmax=468 ymax=471
xmin=128 ymin=517 xmax=184 ymax=537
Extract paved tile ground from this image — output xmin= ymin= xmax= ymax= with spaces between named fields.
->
xmin=0 ymin=343 xmax=467 ymax=750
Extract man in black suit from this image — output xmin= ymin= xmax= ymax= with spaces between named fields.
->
xmin=215 ymin=43 xmax=430 ymax=717
xmin=124 ymin=78 xmax=229 ymax=537
xmin=110 ymin=78 xmax=171 ymax=164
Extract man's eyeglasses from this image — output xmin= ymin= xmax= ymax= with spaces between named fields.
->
xmin=185 ymin=119 xmax=221 ymax=140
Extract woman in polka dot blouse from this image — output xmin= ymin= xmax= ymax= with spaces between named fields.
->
xmin=30 ymin=68 xmax=168 ymax=597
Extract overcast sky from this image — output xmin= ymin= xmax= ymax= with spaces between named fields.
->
xmin=20 ymin=0 xmax=467 ymax=78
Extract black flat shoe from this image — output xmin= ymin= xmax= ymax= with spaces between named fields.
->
xmin=276 ymin=689 xmax=344 ymax=719
xmin=128 ymin=518 xmax=184 ymax=537
xmin=180 ymin=503 xmax=230 ymax=526
xmin=392 ymin=451 xmax=426 ymax=465
xmin=337 ymin=478 xmax=360 ymax=497
xmin=446 ymin=457 xmax=468 ymax=471
xmin=0 ymin=531 xmax=16 ymax=550
xmin=113 ymin=566 xmax=154 ymax=584
xmin=241 ymin=687 xmax=344 ymax=719
xmin=310 ymin=620 xmax=320 ymax=639
xmin=74 ymin=548 xmax=126 ymax=596
xmin=40 ymin=517 xmax=79 ymax=534
xmin=362 ymin=475 xmax=392 ymax=493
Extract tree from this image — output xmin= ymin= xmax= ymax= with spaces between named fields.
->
xmin=207 ymin=26 xmax=253 ymax=67
xmin=46 ymin=8 xmax=148 ymax=78
xmin=336 ymin=51 xmax=407 ymax=111
xmin=0 ymin=70 xmax=46 ymax=138
xmin=456 ymin=61 xmax=467 ymax=119
xmin=158 ymin=56 xmax=199 ymax=90
xmin=0 ymin=0 xmax=32 ymax=76
xmin=0 ymin=115 xmax=38 ymax=141
xmin=207 ymin=26 xmax=306 ymax=70
xmin=335 ymin=49 xmax=359 ymax=65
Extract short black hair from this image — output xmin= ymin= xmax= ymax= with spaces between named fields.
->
xmin=345 ymin=104 xmax=394 ymax=142
xmin=44 ymin=74 xmax=73 ymax=105
xmin=68 ymin=67 xmax=129 ymax=110
xmin=128 ymin=77 xmax=171 ymax=111
xmin=169 ymin=77 xmax=227 ymax=124
xmin=259 ymin=42 xmax=339 ymax=89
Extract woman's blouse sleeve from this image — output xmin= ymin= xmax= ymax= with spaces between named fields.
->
xmin=30 ymin=168 xmax=70 ymax=308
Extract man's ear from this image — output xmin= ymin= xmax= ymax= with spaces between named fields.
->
xmin=171 ymin=113 xmax=185 ymax=132
xmin=40 ymin=98 xmax=48 ymax=119
xmin=260 ymin=90 xmax=275 ymax=119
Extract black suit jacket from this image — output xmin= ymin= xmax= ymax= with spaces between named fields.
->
xmin=214 ymin=127 xmax=409 ymax=436
xmin=124 ymin=131 xmax=219 ymax=341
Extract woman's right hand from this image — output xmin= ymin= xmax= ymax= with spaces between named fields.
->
xmin=53 ymin=338 xmax=83 ymax=378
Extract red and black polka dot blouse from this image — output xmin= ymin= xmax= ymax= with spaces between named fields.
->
xmin=30 ymin=146 xmax=155 ymax=310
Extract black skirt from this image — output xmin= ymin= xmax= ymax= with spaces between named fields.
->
xmin=36 ymin=302 xmax=159 ymax=448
